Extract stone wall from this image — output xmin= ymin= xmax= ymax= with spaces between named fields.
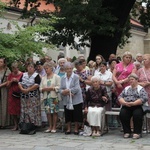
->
xmin=117 ymin=29 xmax=147 ymax=59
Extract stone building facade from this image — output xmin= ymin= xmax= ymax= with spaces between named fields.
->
xmin=0 ymin=9 xmax=149 ymax=61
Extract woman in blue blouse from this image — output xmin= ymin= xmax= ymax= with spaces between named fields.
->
xmin=118 ymin=73 xmax=148 ymax=139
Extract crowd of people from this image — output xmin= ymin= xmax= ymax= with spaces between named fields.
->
xmin=0 ymin=52 xmax=150 ymax=139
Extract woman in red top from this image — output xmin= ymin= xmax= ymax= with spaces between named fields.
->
xmin=7 ymin=62 xmax=23 ymax=130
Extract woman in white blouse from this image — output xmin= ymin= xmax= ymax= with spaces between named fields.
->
xmin=40 ymin=62 xmax=60 ymax=133
xmin=96 ymin=62 xmax=113 ymax=110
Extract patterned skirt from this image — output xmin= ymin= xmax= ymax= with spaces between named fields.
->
xmin=44 ymin=97 xmax=59 ymax=114
xmin=20 ymin=96 xmax=41 ymax=126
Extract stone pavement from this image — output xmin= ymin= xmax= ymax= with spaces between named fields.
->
xmin=0 ymin=127 xmax=150 ymax=150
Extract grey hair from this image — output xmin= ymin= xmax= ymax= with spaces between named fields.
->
xmin=128 ymin=73 xmax=139 ymax=80
xmin=58 ymin=58 xmax=67 ymax=64
xmin=136 ymin=53 xmax=143 ymax=57
xmin=43 ymin=62 xmax=54 ymax=69
xmin=64 ymin=62 xmax=74 ymax=68
xmin=91 ymin=76 xmax=101 ymax=82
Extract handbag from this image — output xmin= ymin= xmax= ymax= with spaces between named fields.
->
xmin=12 ymin=91 xmax=20 ymax=98
xmin=142 ymin=105 xmax=150 ymax=114
xmin=66 ymin=91 xmax=74 ymax=110
xmin=19 ymin=122 xmax=36 ymax=134
xmin=19 ymin=114 xmax=36 ymax=134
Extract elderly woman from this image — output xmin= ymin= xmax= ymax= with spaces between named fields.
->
xmin=137 ymin=54 xmax=150 ymax=131
xmin=113 ymin=51 xmax=136 ymax=97
xmin=118 ymin=73 xmax=148 ymax=139
xmin=0 ymin=57 xmax=11 ymax=128
xmin=40 ymin=62 xmax=60 ymax=133
xmin=18 ymin=62 xmax=41 ymax=131
xmin=74 ymin=60 xmax=92 ymax=108
xmin=7 ymin=62 xmax=23 ymax=130
xmin=85 ymin=76 xmax=109 ymax=136
xmin=60 ymin=62 xmax=83 ymax=135
xmin=55 ymin=58 xmax=67 ymax=77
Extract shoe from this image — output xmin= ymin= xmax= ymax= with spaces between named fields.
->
xmin=51 ymin=130 xmax=56 ymax=133
xmin=132 ymin=134 xmax=140 ymax=139
xmin=123 ymin=133 xmax=130 ymax=138
xmin=95 ymin=131 xmax=101 ymax=137
xmin=65 ymin=131 xmax=71 ymax=135
xmin=74 ymin=131 xmax=79 ymax=135
xmin=92 ymin=130 xmax=97 ymax=136
xmin=44 ymin=129 xmax=51 ymax=133
xmin=11 ymin=127 xmax=18 ymax=131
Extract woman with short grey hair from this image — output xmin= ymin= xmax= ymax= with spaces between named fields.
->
xmin=84 ymin=75 xmax=109 ymax=136
xmin=60 ymin=61 xmax=83 ymax=135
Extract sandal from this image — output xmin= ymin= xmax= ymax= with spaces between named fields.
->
xmin=11 ymin=127 xmax=18 ymax=131
xmin=132 ymin=134 xmax=140 ymax=139
xmin=124 ymin=133 xmax=130 ymax=138
xmin=92 ymin=130 xmax=97 ymax=136
xmin=95 ymin=131 xmax=101 ymax=137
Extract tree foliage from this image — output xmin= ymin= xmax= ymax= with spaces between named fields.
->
xmin=1 ymin=0 xmax=150 ymax=61
xmin=5 ymin=0 xmax=150 ymax=48
xmin=0 ymin=18 xmax=54 ymax=63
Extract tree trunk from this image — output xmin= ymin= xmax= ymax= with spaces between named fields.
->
xmin=88 ymin=0 xmax=136 ymax=61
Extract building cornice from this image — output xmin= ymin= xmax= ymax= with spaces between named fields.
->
xmin=130 ymin=28 xmax=147 ymax=37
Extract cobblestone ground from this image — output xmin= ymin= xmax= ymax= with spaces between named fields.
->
xmin=0 ymin=127 xmax=150 ymax=150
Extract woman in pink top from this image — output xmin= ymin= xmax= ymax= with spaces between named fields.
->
xmin=137 ymin=54 xmax=150 ymax=131
xmin=137 ymin=54 xmax=150 ymax=104
xmin=113 ymin=52 xmax=136 ymax=97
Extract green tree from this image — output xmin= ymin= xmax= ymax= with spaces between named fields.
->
xmin=2 ymin=0 xmax=150 ymax=60
xmin=0 ymin=1 xmax=56 ymax=65
xmin=0 ymin=1 xmax=55 ymax=64
xmin=45 ymin=0 xmax=137 ymax=60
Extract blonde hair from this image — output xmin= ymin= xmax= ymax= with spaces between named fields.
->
xmin=11 ymin=62 xmax=19 ymax=68
xmin=122 ymin=51 xmax=132 ymax=59
xmin=43 ymin=62 xmax=54 ymax=69
xmin=143 ymin=54 xmax=150 ymax=60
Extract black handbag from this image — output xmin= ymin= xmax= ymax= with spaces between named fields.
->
xmin=19 ymin=122 xmax=36 ymax=134
xmin=142 ymin=105 xmax=150 ymax=114
xmin=12 ymin=91 xmax=20 ymax=98
xmin=19 ymin=114 xmax=36 ymax=134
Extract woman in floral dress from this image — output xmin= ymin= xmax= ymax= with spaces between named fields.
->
xmin=74 ymin=60 xmax=92 ymax=108
xmin=18 ymin=62 xmax=41 ymax=128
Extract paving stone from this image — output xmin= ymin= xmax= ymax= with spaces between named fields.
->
xmin=0 ymin=129 xmax=150 ymax=150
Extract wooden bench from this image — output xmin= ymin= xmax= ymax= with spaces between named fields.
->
xmin=59 ymin=108 xmax=121 ymax=133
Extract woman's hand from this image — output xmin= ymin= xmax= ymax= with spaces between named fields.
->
xmin=144 ymin=82 xmax=150 ymax=87
xmin=42 ymin=87 xmax=54 ymax=92
xmin=84 ymin=107 xmax=88 ymax=114
xmin=102 ymin=96 xmax=108 ymax=103
xmin=21 ymin=89 xmax=29 ymax=94
xmin=124 ymin=102 xmax=135 ymax=107
xmin=11 ymin=78 xmax=18 ymax=82
xmin=62 ymin=89 xmax=70 ymax=95
xmin=116 ymin=82 xmax=123 ymax=89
